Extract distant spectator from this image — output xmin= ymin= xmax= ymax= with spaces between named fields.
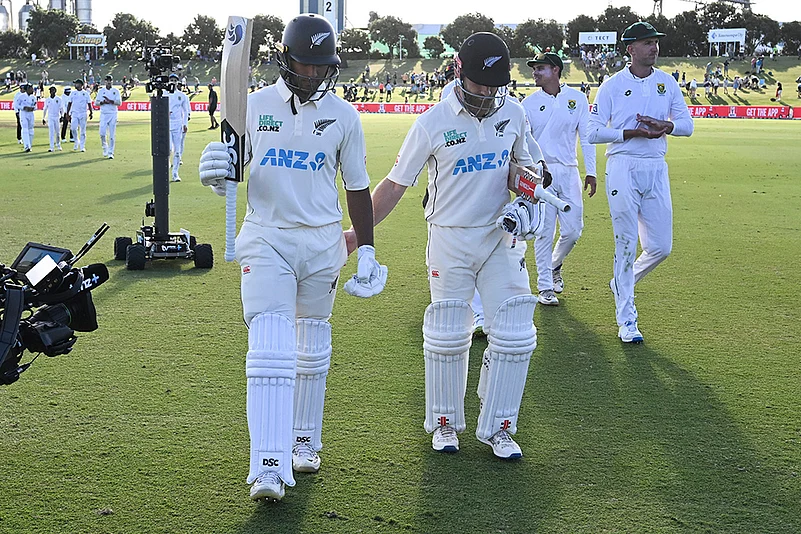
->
xmin=775 ymin=81 xmax=782 ymax=100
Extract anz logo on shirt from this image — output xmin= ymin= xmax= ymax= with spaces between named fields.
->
xmin=259 ymin=148 xmax=326 ymax=171
xmin=452 ymin=150 xmax=510 ymax=176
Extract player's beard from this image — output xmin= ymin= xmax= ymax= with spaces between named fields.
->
xmin=284 ymin=66 xmax=339 ymax=103
xmin=456 ymin=82 xmax=507 ymax=119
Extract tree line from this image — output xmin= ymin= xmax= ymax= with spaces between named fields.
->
xmin=0 ymin=5 xmax=800 ymax=61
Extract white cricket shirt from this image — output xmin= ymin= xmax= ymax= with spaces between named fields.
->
xmin=522 ymin=84 xmax=596 ymax=176
xmin=17 ymin=94 xmax=36 ymax=116
xmin=243 ymin=77 xmax=371 ymax=229
xmin=588 ymin=65 xmax=693 ymax=158
xmin=387 ymin=92 xmax=534 ymax=227
xmin=95 ymin=87 xmax=121 ymax=115
xmin=43 ymin=96 xmax=62 ymax=121
xmin=167 ymin=90 xmax=190 ymax=130
xmin=68 ymin=89 xmax=92 ymax=118
xmin=12 ymin=91 xmax=25 ymax=112
xmin=60 ymin=93 xmax=71 ymax=114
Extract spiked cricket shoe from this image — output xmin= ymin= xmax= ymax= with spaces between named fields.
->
xmin=538 ymin=289 xmax=559 ymax=306
xmin=552 ymin=268 xmax=564 ymax=293
xmin=250 ymin=472 xmax=285 ymax=501
xmin=618 ymin=321 xmax=644 ymax=343
xmin=292 ymin=444 xmax=321 ymax=473
xmin=432 ymin=425 xmax=459 ymax=452
xmin=484 ymin=430 xmax=522 ymax=459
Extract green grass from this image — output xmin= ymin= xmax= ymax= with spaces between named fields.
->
xmin=3 ymin=56 xmax=801 ymax=106
xmin=0 ymin=114 xmax=800 ymax=533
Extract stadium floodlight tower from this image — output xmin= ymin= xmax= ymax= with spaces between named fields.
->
xmin=113 ymin=44 xmax=214 ymax=271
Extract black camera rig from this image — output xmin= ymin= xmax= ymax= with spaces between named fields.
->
xmin=115 ymin=44 xmax=213 ymax=270
xmin=0 ymin=224 xmax=110 ymax=385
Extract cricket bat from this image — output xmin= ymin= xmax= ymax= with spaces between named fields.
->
xmin=508 ymin=162 xmax=571 ymax=212
xmin=221 ymin=16 xmax=253 ymax=262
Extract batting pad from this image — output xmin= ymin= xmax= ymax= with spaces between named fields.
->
xmin=246 ymin=312 xmax=297 ymax=487
xmin=293 ymin=319 xmax=332 ymax=452
xmin=476 ymin=295 xmax=537 ymax=441
xmin=423 ymin=300 xmax=473 ymax=433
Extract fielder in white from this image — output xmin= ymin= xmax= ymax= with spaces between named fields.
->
xmin=199 ymin=14 xmax=387 ymax=502
xmin=65 ymin=78 xmax=93 ymax=152
xmin=360 ymin=32 xmax=539 ymax=460
xmin=167 ymin=74 xmax=190 ymax=181
xmin=95 ymin=75 xmax=121 ymax=159
xmin=13 ymin=85 xmax=26 ymax=145
xmin=524 ymin=52 xmax=597 ymax=306
xmin=16 ymin=84 xmax=37 ymax=152
xmin=588 ymin=21 xmax=693 ymax=343
xmin=42 ymin=86 xmax=63 ymax=152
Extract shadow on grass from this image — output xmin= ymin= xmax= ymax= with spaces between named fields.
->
xmin=375 ymin=298 xmax=801 ymax=531
xmin=98 ymin=183 xmax=152 ymax=203
xmin=528 ymin=302 xmax=799 ymax=530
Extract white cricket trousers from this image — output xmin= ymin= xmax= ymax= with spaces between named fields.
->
xmin=47 ymin=118 xmax=61 ymax=150
xmin=71 ymin=114 xmax=87 ymax=149
xmin=605 ymin=155 xmax=672 ymax=326
xmin=236 ymin=221 xmax=347 ymax=326
xmin=99 ymin=113 xmax=117 ymax=155
xmin=170 ymin=128 xmax=183 ymax=177
xmin=19 ymin=111 xmax=34 ymax=150
xmin=533 ymin=162 xmax=585 ymax=291
xmin=427 ymin=224 xmax=531 ymax=332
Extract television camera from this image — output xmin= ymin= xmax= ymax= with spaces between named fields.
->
xmin=0 ymin=224 xmax=110 ymax=385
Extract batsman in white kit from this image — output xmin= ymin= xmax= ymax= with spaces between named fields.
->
xmin=167 ymin=73 xmax=190 ymax=181
xmin=42 ymin=86 xmax=63 ymax=151
xmin=524 ymin=52 xmax=597 ymax=306
xmin=588 ymin=22 xmax=693 ymax=342
xmin=365 ymin=33 xmax=543 ymax=460
xmin=198 ymin=14 xmax=387 ymax=501
xmin=95 ymin=75 xmax=121 ymax=159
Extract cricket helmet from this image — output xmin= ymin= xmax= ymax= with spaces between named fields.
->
xmin=276 ymin=13 xmax=340 ymax=102
xmin=454 ymin=32 xmax=510 ymax=119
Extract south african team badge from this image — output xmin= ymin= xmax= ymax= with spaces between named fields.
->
xmin=657 ymin=83 xmax=666 ymax=95
xmin=567 ymin=99 xmax=577 ymax=113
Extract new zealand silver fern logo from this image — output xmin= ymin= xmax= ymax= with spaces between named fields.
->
xmin=227 ymin=24 xmax=244 ymax=46
xmin=310 ymin=32 xmax=331 ymax=48
xmin=494 ymin=119 xmax=510 ymax=137
xmin=483 ymin=55 xmax=502 ymax=69
xmin=313 ymin=118 xmax=336 ymax=135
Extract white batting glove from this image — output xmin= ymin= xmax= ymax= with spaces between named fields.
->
xmin=199 ymin=142 xmax=232 ymax=196
xmin=496 ymin=197 xmax=544 ymax=240
xmin=343 ymin=245 xmax=388 ymax=298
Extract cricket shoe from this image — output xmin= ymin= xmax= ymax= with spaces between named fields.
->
xmin=471 ymin=313 xmax=486 ymax=337
xmin=24 ymin=148 xmax=31 ymax=152
xmin=250 ymin=471 xmax=285 ymax=501
xmin=48 ymin=149 xmax=53 ymax=152
xmin=618 ymin=321 xmax=644 ymax=343
xmin=484 ymin=430 xmax=522 ymax=460
xmin=108 ymin=154 xmax=114 ymax=159
xmin=538 ymin=289 xmax=559 ymax=306
xmin=171 ymin=175 xmax=181 ymax=182
xmin=552 ymin=267 xmax=564 ymax=293
xmin=432 ymin=425 xmax=459 ymax=453
xmin=292 ymin=443 xmax=321 ymax=473
xmin=80 ymin=147 xmax=86 ymax=152
xmin=57 ymin=145 xmax=62 ymax=151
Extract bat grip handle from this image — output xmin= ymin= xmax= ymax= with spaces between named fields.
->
xmin=225 ymin=180 xmax=238 ymax=262
xmin=535 ymin=185 xmax=571 ymax=212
